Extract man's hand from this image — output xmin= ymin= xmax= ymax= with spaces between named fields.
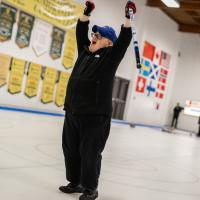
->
xmin=125 ymin=1 xmax=136 ymax=19
xmin=83 ymin=1 xmax=95 ymax=16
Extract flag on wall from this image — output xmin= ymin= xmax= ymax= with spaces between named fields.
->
xmin=50 ymin=27 xmax=65 ymax=60
xmin=25 ymin=63 xmax=42 ymax=98
xmin=142 ymin=41 xmax=155 ymax=61
xmin=63 ymin=28 xmax=77 ymax=69
xmin=160 ymin=67 xmax=168 ymax=76
xmin=41 ymin=67 xmax=57 ymax=104
xmin=158 ymin=77 xmax=166 ymax=84
xmin=158 ymin=67 xmax=168 ymax=84
xmin=8 ymin=58 xmax=26 ymax=94
xmin=155 ymin=92 xmax=164 ymax=99
xmin=136 ymin=76 xmax=147 ymax=93
xmin=149 ymin=64 xmax=159 ymax=80
xmin=55 ymin=71 xmax=70 ymax=107
xmin=32 ymin=19 xmax=52 ymax=57
xmin=0 ymin=53 xmax=11 ymax=87
xmin=0 ymin=3 xmax=17 ymax=42
xmin=16 ymin=11 xmax=35 ymax=48
xmin=146 ymin=80 xmax=156 ymax=97
xmin=153 ymin=50 xmax=161 ymax=65
xmin=140 ymin=59 xmax=151 ymax=77
xmin=157 ymin=83 xmax=165 ymax=91
xmin=159 ymin=51 xmax=171 ymax=68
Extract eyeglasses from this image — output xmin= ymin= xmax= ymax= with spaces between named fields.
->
xmin=91 ymin=32 xmax=102 ymax=40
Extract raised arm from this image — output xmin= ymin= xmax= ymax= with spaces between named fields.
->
xmin=109 ymin=1 xmax=136 ymax=65
xmin=76 ymin=0 xmax=95 ymax=55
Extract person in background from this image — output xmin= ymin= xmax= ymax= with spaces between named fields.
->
xmin=59 ymin=1 xmax=136 ymax=200
xmin=171 ymin=102 xmax=184 ymax=129
xmin=197 ymin=116 xmax=200 ymax=137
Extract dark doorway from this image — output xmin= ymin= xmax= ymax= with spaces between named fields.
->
xmin=112 ymin=76 xmax=130 ymax=120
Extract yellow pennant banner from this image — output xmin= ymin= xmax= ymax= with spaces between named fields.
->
xmin=41 ymin=67 xmax=57 ymax=104
xmin=63 ymin=28 xmax=77 ymax=69
xmin=8 ymin=58 xmax=26 ymax=94
xmin=25 ymin=63 xmax=42 ymax=98
xmin=55 ymin=71 xmax=70 ymax=107
xmin=0 ymin=53 xmax=11 ymax=87
xmin=3 ymin=0 xmax=83 ymax=30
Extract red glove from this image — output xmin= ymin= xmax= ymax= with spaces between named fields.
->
xmin=125 ymin=1 xmax=136 ymax=19
xmin=84 ymin=1 xmax=95 ymax=16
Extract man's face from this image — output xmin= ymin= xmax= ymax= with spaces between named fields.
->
xmin=89 ymin=32 xmax=113 ymax=53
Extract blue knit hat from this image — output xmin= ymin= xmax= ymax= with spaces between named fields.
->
xmin=92 ymin=25 xmax=117 ymax=43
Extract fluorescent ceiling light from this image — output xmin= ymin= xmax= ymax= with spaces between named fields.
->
xmin=161 ymin=0 xmax=180 ymax=8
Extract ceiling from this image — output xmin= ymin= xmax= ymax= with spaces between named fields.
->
xmin=146 ymin=0 xmax=200 ymax=33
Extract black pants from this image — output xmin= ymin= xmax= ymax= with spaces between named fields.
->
xmin=62 ymin=111 xmax=111 ymax=190
xmin=171 ymin=116 xmax=178 ymax=128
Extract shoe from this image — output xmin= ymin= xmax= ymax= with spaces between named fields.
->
xmin=79 ymin=189 xmax=98 ymax=200
xmin=59 ymin=183 xmax=83 ymax=194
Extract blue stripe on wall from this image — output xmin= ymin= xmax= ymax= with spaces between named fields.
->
xmin=0 ymin=105 xmax=162 ymax=129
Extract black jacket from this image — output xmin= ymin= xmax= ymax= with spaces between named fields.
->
xmin=173 ymin=106 xmax=183 ymax=118
xmin=64 ymin=20 xmax=132 ymax=116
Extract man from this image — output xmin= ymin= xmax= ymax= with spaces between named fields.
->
xmin=59 ymin=1 xmax=136 ymax=199
xmin=197 ymin=116 xmax=200 ymax=137
xmin=171 ymin=102 xmax=184 ymax=129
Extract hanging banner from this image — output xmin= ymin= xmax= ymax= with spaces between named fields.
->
xmin=41 ymin=67 xmax=57 ymax=104
xmin=32 ymin=19 xmax=52 ymax=57
xmin=62 ymin=28 xmax=77 ymax=69
xmin=25 ymin=63 xmax=42 ymax=98
xmin=0 ymin=53 xmax=11 ymax=87
xmin=55 ymin=71 xmax=70 ymax=107
xmin=16 ymin=11 xmax=35 ymax=48
xmin=50 ymin=27 xmax=65 ymax=60
xmin=0 ymin=3 xmax=17 ymax=42
xmin=3 ymin=0 xmax=83 ymax=30
xmin=8 ymin=58 xmax=26 ymax=94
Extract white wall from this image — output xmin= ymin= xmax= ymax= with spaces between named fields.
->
xmin=166 ymin=33 xmax=200 ymax=132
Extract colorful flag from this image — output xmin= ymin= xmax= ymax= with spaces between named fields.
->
xmin=158 ymin=67 xmax=168 ymax=82
xmin=146 ymin=80 xmax=156 ymax=96
xmin=158 ymin=77 xmax=166 ymax=84
xmin=16 ymin=11 xmax=35 ymax=48
xmin=136 ymin=76 xmax=147 ymax=93
xmin=153 ymin=50 xmax=160 ymax=65
xmin=157 ymin=83 xmax=165 ymax=91
xmin=142 ymin=41 xmax=155 ymax=61
xmin=50 ymin=27 xmax=65 ymax=60
xmin=140 ymin=59 xmax=151 ymax=77
xmin=160 ymin=67 xmax=168 ymax=76
xmin=159 ymin=51 xmax=171 ymax=68
xmin=149 ymin=64 xmax=159 ymax=80
xmin=0 ymin=3 xmax=17 ymax=42
xmin=156 ymin=92 xmax=164 ymax=99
